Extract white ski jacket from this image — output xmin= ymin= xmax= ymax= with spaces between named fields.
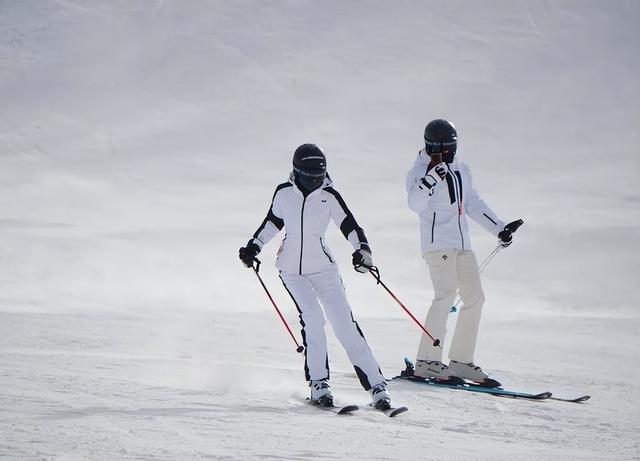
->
xmin=251 ymin=174 xmax=370 ymax=275
xmin=406 ymin=149 xmax=506 ymax=254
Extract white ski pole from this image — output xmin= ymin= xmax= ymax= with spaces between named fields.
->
xmin=450 ymin=219 xmax=524 ymax=313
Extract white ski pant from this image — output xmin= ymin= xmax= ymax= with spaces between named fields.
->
xmin=417 ymin=249 xmax=485 ymax=364
xmin=280 ymin=268 xmax=385 ymax=391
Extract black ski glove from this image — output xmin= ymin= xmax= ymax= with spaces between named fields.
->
xmin=239 ymin=240 xmax=260 ymax=268
xmin=352 ymin=249 xmax=373 ymax=273
xmin=498 ymin=220 xmax=524 ymax=247
xmin=498 ymin=228 xmax=513 ymax=247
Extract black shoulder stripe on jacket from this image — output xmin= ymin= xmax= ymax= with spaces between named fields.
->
xmin=273 ymin=182 xmax=293 ymax=199
xmin=252 ymin=183 xmax=291 ymax=238
xmin=454 ymin=171 xmax=463 ymax=201
xmin=324 ymin=187 xmax=368 ymax=244
xmin=445 ymin=174 xmax=456 ymax=204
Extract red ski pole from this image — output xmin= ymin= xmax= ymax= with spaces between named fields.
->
xmin=363 ymin=265 xmax=441 ymax=348
xmin=251 ymin=259 xmax=304 ymax=354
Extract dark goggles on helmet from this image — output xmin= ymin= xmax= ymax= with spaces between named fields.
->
xmin=425 ymin=139 xmax=457 ymax=154
xmin=293 ymin=166 xmax=326 ymax=178
xmin=293 ymin=166 xmax=326 ymax=192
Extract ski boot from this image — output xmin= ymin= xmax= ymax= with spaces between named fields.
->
xmin=448 ymin=360 xmax=501 ymax=388
xmin=370 ymin=382 xmax=391 ymax=411
xmin=414 ymin=359 xmax=465 ymax=385
xmin=310 ymin=379 xmax=333 ymax=407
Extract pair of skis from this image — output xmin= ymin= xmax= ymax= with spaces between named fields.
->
xmin=306 ymin=356 xmax=591 ymax=418
xmin=394 ymin=358 xmax=590 ymax=404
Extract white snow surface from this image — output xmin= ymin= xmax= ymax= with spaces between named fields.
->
xmin=1 ymin=1 xmax=639 ymax=460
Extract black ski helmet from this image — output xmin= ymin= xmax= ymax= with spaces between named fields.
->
xmin=424 ymin=119 xmax=457 ymax=163
xmin=292 ymin=143 xmax=327 ymax=191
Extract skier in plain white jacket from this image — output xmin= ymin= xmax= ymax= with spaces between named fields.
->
xmin=406 ymin=119 xmax=519 ymax=386
xmin=239 ymin=144 xmax=391 ymax=409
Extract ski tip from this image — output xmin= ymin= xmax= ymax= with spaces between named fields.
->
xmin=337 ymin=405 xmax=360 ymax=414
xmin=386 ymin=406 xmax=409 ymax=417
xmin=368 ymin=402 xmax=409 ymax=417
xmin=553 ymin=394 xmax=591 ymax=403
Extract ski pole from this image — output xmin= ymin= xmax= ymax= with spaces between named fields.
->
xmin=450 ymin=245 xmax=502 ymax=312
xmin=451 ymin=219 xmax=524 ymax=313
xmin=364 ymin=265 xmax=441 ymax=348
xmin=251 ymin=258 xmax=304 ymax=354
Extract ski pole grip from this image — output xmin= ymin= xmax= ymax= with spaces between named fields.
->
xmin=505 ymin=219 xmax=524 ymax=234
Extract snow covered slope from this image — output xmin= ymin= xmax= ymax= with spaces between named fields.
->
xmin=1 ymin=1 xmax=639 ymax=459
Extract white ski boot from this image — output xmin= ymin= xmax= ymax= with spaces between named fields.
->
xmin=448 ymin=361 xmax=501 ymax=387
xmin=415 ymin=360 xmax=454 ymax=379
xmin=310 ymin=379 xmax=333 ymax=407
xmin=370 ymin=382 xmax=391 ymax=411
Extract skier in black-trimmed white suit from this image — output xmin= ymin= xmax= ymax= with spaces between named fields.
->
xmin=239 ymin=144 xmax=391 ymax=410
xmin=406 ymin=119 xmax=519 ymax=386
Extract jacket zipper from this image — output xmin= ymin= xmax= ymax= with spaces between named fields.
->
xmin=450 ymin=166 xmax=465 ymax=250
xmin=277 ymin=234 xmax=287 ymax=257
xmin=431 ymin=211 xmax=436 ymax=243
xmin=299 ymin=195 xmax=307 ymax=274
xmin=320 ymin=238 xmax=334 ymax=263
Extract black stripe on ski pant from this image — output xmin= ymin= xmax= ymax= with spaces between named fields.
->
xmin=279 ymin=274 xmax=329 ymax=382
xmin=348 ymin=310 xmax=382 ymax=391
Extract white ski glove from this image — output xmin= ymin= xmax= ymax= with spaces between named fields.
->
xmin=419 ymin=162 xmax=447 ymax=191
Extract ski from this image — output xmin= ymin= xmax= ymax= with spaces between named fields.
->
xmin=382 ymin=405 xmax=409 ymax=417
xmin=367 ymin=403 xmax=409 ymax=417
xmin=395 ymin=358 xmax=590 ymax=404
xmin=306 ymin=399 xmax=359 ymax=414
xmin=549 ymin=394 xmax=591 ymax=403
xmin=395 ymin=374 xmax=552 ymax=400
xmin=332 ymin=404 xmax=360 ymax=415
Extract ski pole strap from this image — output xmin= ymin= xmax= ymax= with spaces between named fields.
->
xmin=368 ymin=265 xmax=381 ymax=284
xmin=252 ymin=258 xmax=261 ymax=273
